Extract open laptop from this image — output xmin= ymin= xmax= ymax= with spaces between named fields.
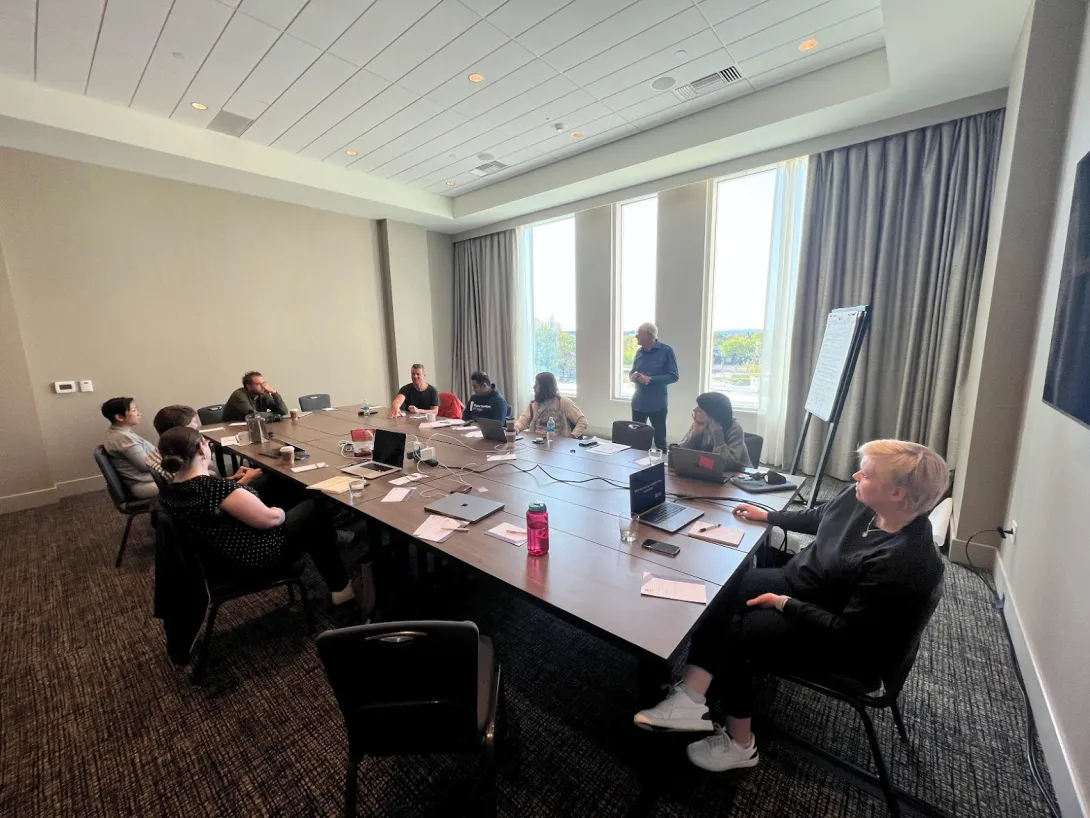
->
xmin=341 ymin=429 xmax=406 ymax=480
xmin=425 ymin=493 xmax=505 ymax=523
xmin=630 ymin=462 xmax=704 ymax=533
xmin=670 ymin=447 xmax=747 ymax=484
xmin=477 ymin=417 xmax=521 ymax=443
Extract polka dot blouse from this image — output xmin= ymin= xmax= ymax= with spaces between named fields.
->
xmin=160 ymin=476 xmax=283 ymax=570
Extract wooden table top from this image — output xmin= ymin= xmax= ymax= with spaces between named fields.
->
xmin=199 ymin=405 xmax=801 ymax=661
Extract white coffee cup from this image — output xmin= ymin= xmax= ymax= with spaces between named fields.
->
xmin=280 ymin=445 xmax=295 ymax=465
xmin=289 ymin=408 xmax=300 ymax=420
xmin=425 ymin=412 xmax=437 ymax=423
xmin=236 ymin=431 xmax=250 ymax=445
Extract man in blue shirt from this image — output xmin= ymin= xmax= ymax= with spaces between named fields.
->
xmin=630 ymin=322 xmax=679 ymax=450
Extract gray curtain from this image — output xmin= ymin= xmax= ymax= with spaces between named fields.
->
xmin=452 ymin=230 xmax=517 ymax=402
xmin=784 ymin=109 xmax=1005 ymax=479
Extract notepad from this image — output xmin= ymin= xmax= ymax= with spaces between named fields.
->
xmin=413 ymin=515 xmax=468 ymax=543
xmin=462 ymin=430 xmax=484 ymax=439
xmin=219 ymin=435 xmax=238 ymax=446
xmin=202 ymin=426 xmax=225 ymax=432
xmin=487 ymin=523 xmax=527 ymax=546
xmin=383 ymin=487 xmax=414 ymax=502
xmin=487 ymin=453 xmax=517 ymax=462
xmin=291 ymin=464 xmax=318 ymax=473
xmin=685 ymin=522 xmax=744 ymax=547
xmin=588 ymin=441 xmax=629 ymax=455
xmin=307 ymin=476 xmax=356 ymax=494
xmin=640 ymin=572 xmax=707 ymax=604
xmin=390 ymin=473 xmax=428 ymax=486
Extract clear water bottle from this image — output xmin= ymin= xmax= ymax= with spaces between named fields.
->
xmin=546 ymin=417 xmax=555 ymax=444
xmin=362 ymin=399 xmax=371 ymax=416
xmin=526 ymin=502 xmax=549 ymax=556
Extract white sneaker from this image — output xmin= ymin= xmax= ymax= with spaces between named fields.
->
xmin=633 ymin=684 xmax=714 ymax=732
xmin=686 ymin=726 xmax=760 ymax=771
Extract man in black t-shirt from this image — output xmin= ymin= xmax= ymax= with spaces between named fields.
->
xmin=388 ymin=363 xmax=440 ymax=418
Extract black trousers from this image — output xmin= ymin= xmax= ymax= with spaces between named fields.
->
xmin=687 ymin=567 xmax=865 ymax=719
xmin=632 ymin=407 xmax=668 ymax=450
xmin=280 ymin=498 xmax=351 ymax=592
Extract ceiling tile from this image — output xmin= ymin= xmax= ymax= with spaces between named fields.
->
xmin=697 ymin=0 xmax=766 ymax=27
xmin=485 ymin=0 xmax=573 ymax=39
xmin=713 ymin=0 xmax=828 ymax=46
xmin=627 ymin=79 xmax=752 ymax=130
xmin=218 ymin=0 xmax=243 ymax=6
xmin=460 ymin=0 xmax=507 ymax=13
xmin=600 ymin=48 xmax=732 ymax=113
xmin=327 ymin=96 xmax=448 ymax=163
xmin=540 ymin=122 xmax=639 ymax=159
xmin=225 ymin=34 xmax=321 ymax=120
xmin=747 ymin=28 xmax=884 ymax=90
xmin=426 ymin=171 xmax=476 ymax=193
xmin=562 ymin=7 xmax=706 ymax=89
xmin=543 ymin=0 xmax=691 ymax=74
xmin=397 ymin=20 xmax=507 ymax=96
xmin=298 ymin=83 xmax=417 ymax=157
xmin=36 ymin=0 xmax=106 ymax=93
xmin=490 ymin=91 xmax=607 ymax=142
xmin=449 ymin=59 xmax=559 ymax=119
xmin=423 ymin=40 xmax=534 ymax=108
xmin=365 ymin=0 xmax=479 ymax=83
xmin=727 ymin=0 xmax=879 ymax=62
xmin=170 ymin=12 xmax=281 ymax=125
xmin=238 ymin=0 xmax=310 ymax=30
xmin=532 ymin=112 xmax=627 ymax=152
xmin=470 ymin=74 xmax=580 ymax=132
xmin=516 ymin=0 xmax=637 ymax=57
xmin=131 ymin=0 xmax=234 ymax=117
xmin=351 ymin=109 xmax=469 ymax=172
xmin=242 ymin=52 xmax=358 ymax=144
xmin=287 ymin=0 xmax=374 ymax=50
xmin=413 ymin=144 xmax=542 ymax=189
xmin=271 ymin=67 xmax=388 ymax=151
xmin=328 ymin=0 xmax=441 ymax=67
xmin=85 ymin=0 xmax=173 ymax=105
xmin=737 ymin=8 xmax=882 ymax=75
xmin=588 ymin=33 xmax=723 ymax=101
xmin=572 ymin=22 xmax=719 ymax=96
xmin=386 ymin=118 xmax=499 ymax=180
xmin=0 ymin=1 xmax=39 ymax=81
xmin=612 ymin=92 xmax=679 ymax=125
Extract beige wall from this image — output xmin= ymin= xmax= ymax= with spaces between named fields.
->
xmin=426 ymin=231 xmax=454 ymax=392
xmin=0 ymin=147 xmax=392 ymax=498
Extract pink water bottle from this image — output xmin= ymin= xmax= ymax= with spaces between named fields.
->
xmin=526 ymin=502 xmax=550 ymax=556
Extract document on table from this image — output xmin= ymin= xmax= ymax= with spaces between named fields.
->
xmin=296 ymin=411 xmax=312 ymax=418
xmin=685 ymin=522 xmax=744 ymax=547
xmin=633 ymin=456 xmax=652 ymax=466
xmin=462 ymin=430 xmax=484 ymax=439
xmin=390 ymin=473 xmax=428 ymax=486
xmin=202 ymin=426 xmax=225 ymax=432
xmin=291 ymin=462 xmax=327 ymax=473
xmin=487 ymin=523 xmax=527 ymax=546
xmin=421 ymin=419 xmax=464 ymax=429
xmin=219 ymin=435 xmax=238 ymax=446
xmin=413 ymin=515 xmax=468 ymax=543
xmin=487 ymin=453 xmax=517 ymax=462
xmin=307 ymin=476 xmax=356 ymax=494
xmin=588 ymin=441 xmax=630 ymax=455
xmin=228 ymin=422 xmax=247 ymax=427
xmin=382 ymin=487 xmax=414 ymax=502
xmin=640 ymin=572 xmax=707 ymax=605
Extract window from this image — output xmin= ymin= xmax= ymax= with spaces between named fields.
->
xmin=529 ymin=216 xmax=577 ymax=395
xmin=614 ymin=197 xmax=658 ymax=399
xmin=706 ymin=169 xmax=779 ymax=412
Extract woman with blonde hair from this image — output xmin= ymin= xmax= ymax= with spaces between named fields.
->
xmin=634 ymin=439 xmax=948 ymax=773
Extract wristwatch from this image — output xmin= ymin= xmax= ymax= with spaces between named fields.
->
xmin=777 ymin=595 xmax=791 ymax=612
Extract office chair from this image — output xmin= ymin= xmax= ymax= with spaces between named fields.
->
xmin=611 ymin=420 xmax=655 ymax=450
xmin=744 ymin=433 xmax=764 ymax=466
xmin=156 ymin=511 xmax=315 ymax=682
xmin=197 ymin=404 xmax=226 ymax=424
xmin=317 ymin=620 xmax=503 ymax=817
xmin=298 ymin=393 xmax=332 ymax=411
xmin=94 ymin=446 xmax=155 ymax=568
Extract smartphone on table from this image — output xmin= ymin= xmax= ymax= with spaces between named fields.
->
xmin=642 ymin=538 xmax=681 ymax=557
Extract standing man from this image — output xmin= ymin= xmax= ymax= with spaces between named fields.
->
xmin=463 ymin=371 xmax=509 ymax=423
xmin=388 ymin=364 xmax=440 ymax=418
xmin=630 ymin=322 xmax=679 ymax=451
xmin=223 ymin=371 xmax=289 ymax=422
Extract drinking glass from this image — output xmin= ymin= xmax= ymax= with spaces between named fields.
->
xmin=618 ymin=513 xmax=638 ymax=543
xmin=348 ymin=480 xmax=366 ymax=503
xmin=648 ymin=445 xmax=663 ymax=465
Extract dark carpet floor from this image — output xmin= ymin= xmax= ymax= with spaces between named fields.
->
xmin=0 ymin=485 xmax=1058 ymax=817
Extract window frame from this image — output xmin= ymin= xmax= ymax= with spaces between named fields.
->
xmin=611 ymin=193 xmax=659 ymax=402
xmin=527 ymin=214 xmax=579 ymax=397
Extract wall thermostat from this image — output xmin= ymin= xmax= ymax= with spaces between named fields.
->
xmin=53 ymin=381 xmax=77 ymax=394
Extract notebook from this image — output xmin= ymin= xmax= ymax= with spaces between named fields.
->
xmin=486 ymin=523 xmax=527 ymax=546
xmin=685 ymin=522 xmax=744 ymax=547
xmin=640 ymin=572 xmax=707 ymax=604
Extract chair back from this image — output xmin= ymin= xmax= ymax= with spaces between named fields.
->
xmin=197 ymin=405 xmax=225 ymax=424
xmin=94 ymin=446 xmax=130 ymax=511
xmin=744 ymin=433 xmax=764 ymax=466
xmin=882 ymin=580 xmax=945 ymax=696
xmin=438 ymin=392 xmax=464 ymax=419
xmin=298 ymin=393 xmax=332 ymax=411
xmin=317 ymin=621 xmax=482 ymax=755
xmin=612 ymin=420 xmax=654 ymax=450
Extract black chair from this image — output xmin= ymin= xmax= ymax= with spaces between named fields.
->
xmin=612 ymin=420 xmax=655 ymax=450
xmin=156 ymin=511 xmax=315 ymax=682
xmin=198 ymin=404 xmax=225 ymax=424
xmin=765 ymin=582 xmax=945 ymax=816
xmin=93 ymin=446 xmax=155 ymax=568
xmin=298 ymin=393 xmax=332 ymax=411
xmin=744 ymin=432 xmax=764 ymax=466
xmin=317 ymin=621 xmax=503 ymax=818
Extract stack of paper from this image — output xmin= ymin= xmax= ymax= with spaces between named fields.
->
xmin=413 ymin=515 xmax=468 ymax=543
xmin=307 ymin=476 xmax=357 ymax=494
xmin=487 ymin=453 xmax=517 ymax=462
xmin=219 ymin=434 xmax=239 ymax=446
xmin=390 ymin=473 xmax=428 ymax=486
xmin=487 ymin=523 xmax=527 ymax=546
xmin=588 ymin=441 xmax=630 ymax=455
xmin=462 ymin=430 xmax=484 ymax=439
xmin=685 ymin=522 xmax=744 ymax=547
xmin=382 ymin=487 xmax=414 ymax=502
xmin=640 ymin=572 xmax=707 ymax=605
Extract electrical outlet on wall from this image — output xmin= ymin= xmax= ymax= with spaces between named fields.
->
xmin=1009 ymin=520 xmax=1018 ymax=551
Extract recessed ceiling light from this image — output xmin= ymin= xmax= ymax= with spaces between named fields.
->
xmin=477 ymin=152 xmax=494 ymax=161
xmin=345 ymin=149 xmax=358 ymax=156
xmin=468 ymin=72 xmax=484 ymax=83
xmin=446 ymin=181 xmax=457 ymax=186
xmin=650 ymin=76 xmax=676 ymax=91
xmin=190 ymin=101 xmax=207 ymax=110
xmin=571 ymin=131 xmax=584 ymax=139
xmin=674 ymin=49 xmax=688 ymax=59
xmin=799 ymin=38 xmax=818 ymax=51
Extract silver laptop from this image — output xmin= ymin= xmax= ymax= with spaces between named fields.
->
xmin=341 ymin=429 xmax=406 ymax=480
xmin=477 ymin=417 xmax=521 ymax=443
xmin=425 ymin=493 xmax=505 ymax=523
xmin=630 ymin=462 xmax=703 ymax=533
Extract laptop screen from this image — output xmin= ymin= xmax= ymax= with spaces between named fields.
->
xmin=372 ymin=429 xmax=406 ymax=467
xmin=630 ymin=463 xmax=666 ymax=515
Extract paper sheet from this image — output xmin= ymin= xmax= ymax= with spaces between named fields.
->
xmin=307 ymin=476 xmax=356 ymax=494
xmin=382 ymin=487 xmax=414 ymax=502
xmin=296 ymin=411 xmax=312 ymax=418
xmin=219 ymin=435 xmax=238 ymax=446
xmin=291 ymin=464 xmax=318 ymax=473
xmin=462 ymin=430 xmax=484 ymax=439
xmin=633 ymin=456 xmax=652 ymax=466
xmin=413 ymin=515 xmax=468 ymax=543
xmin=640 ymin=572 xmax=707 ymax=604
xmin=487 ymin=453 xmax=517 ymax=462
xmin=322 ymin=407 xmax=338 ymax=411
xmin=202 ymin=426 xmax=225 ymax=432
xmin=487 ymin=523 xmax=527 ymax=546
xmin=390 ymin=473 xmax=428 ymax=486
xmin=228 ymin=422 xmax=247 ymax=427
xmin=587 ymin=441 xmax=629 ymax=455
xmin=421 ymin=419 xmax=463 ymax=429
xmin=685 ymin=522 xmax=744 ymax=546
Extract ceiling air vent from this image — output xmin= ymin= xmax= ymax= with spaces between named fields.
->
xmin=672 ymin=66 xmax=743 ymax=101
xmin=469 ymin=160 xmax=509 ymax=177
xmin=205 ymin=110 xmax=254 ymax=137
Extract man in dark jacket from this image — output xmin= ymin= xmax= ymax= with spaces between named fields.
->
xmin=463 ymin=371 xmax=508 ymax=423
xmin=222 ymin=371 xmax=289 ymax=422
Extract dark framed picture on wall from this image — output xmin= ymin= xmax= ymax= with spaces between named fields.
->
xmin=1043 ymin=148 xmax=1090 ymax=428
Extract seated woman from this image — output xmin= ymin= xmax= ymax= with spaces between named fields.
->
xmin=157 ymin=426 xmax=366 ymax=610
xmin=147 ymin=404 xmax=262 ymax=486
xmin=514 ymin=372 xmax=588 ymax=438
xmin=677 ymin=392 xmax=752 ymax=467
xmin=101 ymin=397 xmax=159 ymax=499
xmin=634 ymin=439 xmax=947 ymax=772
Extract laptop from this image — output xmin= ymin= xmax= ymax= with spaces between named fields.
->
xmin=630 ymin=462 xmax=704 ymax=533
xmin=425 ymin=493 xmax=505 ymax=523
xmin=477 ymin=417 xmax=521 ymax=443
xmin=670 ymin=447 xmax=747 ymax=484
xmin=341 ymin=429 xmax=406 ymax=480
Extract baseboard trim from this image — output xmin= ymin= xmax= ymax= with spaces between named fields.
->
xmin=949 ymin=536 xmax=998 ymax=570
xmin=56 ymin=474 xmax=105 ymax=498
xmin=0 ymin=474 xmax=105 ymax=515
xmin=995 ymin=557 xmax=1088 ymax=818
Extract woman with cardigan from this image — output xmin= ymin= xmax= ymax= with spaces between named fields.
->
xmin=514 ymin=372 xmax=588 ymax=438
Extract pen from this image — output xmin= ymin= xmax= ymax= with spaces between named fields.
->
xmin=698 ymin=523 xmax=720 ymax=533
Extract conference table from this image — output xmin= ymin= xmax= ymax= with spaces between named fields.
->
xmin=199 ymin=405 xmax=801 ymax=678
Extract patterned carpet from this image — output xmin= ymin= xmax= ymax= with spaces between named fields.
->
xmin=0 ymin=486 xmax=1058 ymax=818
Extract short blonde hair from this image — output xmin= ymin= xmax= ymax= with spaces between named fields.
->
xmin=857 ymin=439 xmax=948 ymax=517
